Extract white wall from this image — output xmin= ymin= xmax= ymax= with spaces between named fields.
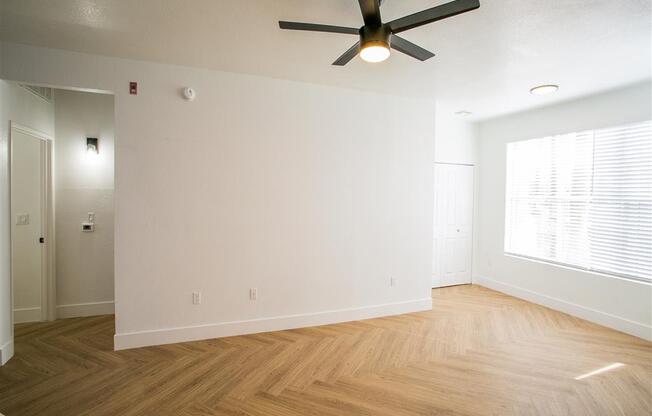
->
xmin=54 ymin=89 xmax=115 ymax=318
xmin=476 ymin=81 xmax=652 ymax=340
xmin=0 ymin=42 xmax=436 ymax=350
xmin=0 ymin=79 xmax=55 ymax=364
xmin=434 ymin=110 xmax=478 ymax=166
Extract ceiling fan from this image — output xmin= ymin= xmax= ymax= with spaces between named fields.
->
xmin=279 ymin=0 xmax=480 ymax=65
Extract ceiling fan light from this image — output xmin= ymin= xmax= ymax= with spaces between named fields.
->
xmin=360 ymin=44 xmax=390 ymax=63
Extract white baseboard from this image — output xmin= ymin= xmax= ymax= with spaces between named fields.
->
xmin=57 ymin=301 xmax=115 ymax=319
xmin=474 ymin=275 xmax=652 ymax=341
xmin=114 ymin=297 xmax=433 ymax=350
xmin=14 ymin=307 xmax=42 ymax=324
xmin=0 ymin=339 xmax=14 ymax=366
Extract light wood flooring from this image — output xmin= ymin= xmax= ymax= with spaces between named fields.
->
xmin=0 ymin=285 xmax=650 ymax=415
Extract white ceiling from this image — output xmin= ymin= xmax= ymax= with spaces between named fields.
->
xmin=1 ymin=0 xmax=650 ymax=120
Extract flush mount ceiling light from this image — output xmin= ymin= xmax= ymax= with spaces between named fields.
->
xmin=455 ymin=110 xmax=473 ymax=116
xmin=530 ymin=84 xmax=559 ymax=95
xmin=279 ymin=0 xmax=480 ymax=66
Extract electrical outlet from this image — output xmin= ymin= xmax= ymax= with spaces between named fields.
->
xmin=249 ymin=288 xmax=257 ymax=301
xmin=390 ymin=277 xmax=396 ymax=287
xmin=192 ymin=291 xmax=201 ymax=305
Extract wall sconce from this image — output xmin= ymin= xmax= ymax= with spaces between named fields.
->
xmin=86 ymin=137 xmax=99 ymax=154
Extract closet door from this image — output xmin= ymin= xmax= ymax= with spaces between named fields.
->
xmin=432 ymin=163 xmax=474 ymax=288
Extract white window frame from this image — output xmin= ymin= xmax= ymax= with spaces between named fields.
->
xmin=504 ymin=120 xmax=652 ymax=284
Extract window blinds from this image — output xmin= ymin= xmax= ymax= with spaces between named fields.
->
xmin=504 ymin=120 xmax=652 ymax=283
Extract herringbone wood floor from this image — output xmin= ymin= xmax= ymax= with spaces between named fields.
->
xmin=0 ymin=285 xmax=650 ymax=415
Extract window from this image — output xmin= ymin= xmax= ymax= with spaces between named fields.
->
xmin=505 ymin=120 xmax=652 ymax=283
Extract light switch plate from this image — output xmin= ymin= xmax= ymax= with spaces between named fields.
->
xmin=15 ymin=213 xmax=29 ymax=226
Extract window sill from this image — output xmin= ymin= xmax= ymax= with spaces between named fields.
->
xmin=503 ymin=253 xmax=651 ymax=286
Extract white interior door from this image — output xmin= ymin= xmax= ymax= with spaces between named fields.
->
xmin=11 ymin=129 xmax=46 ymax=323
xmin=432 ymin=163 xmax=474 ymax=288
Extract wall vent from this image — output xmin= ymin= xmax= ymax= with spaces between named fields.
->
xmin=20 ymin=84 xmax=53 ymax=103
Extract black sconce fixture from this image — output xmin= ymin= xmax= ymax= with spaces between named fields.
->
xmin=86 ymin=137 xmax=98 ymax=154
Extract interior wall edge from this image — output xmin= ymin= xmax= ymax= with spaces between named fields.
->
xmin=473 ymin=275 xmax=652 ymax=341
xmin=114 ymin=297 xmax=433 ymax=350
xmin=0 ymin=339 xmax=14 ymax=366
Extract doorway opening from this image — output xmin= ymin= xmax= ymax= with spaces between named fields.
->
xmin=7 ymin=82 xmax=115 ymax=347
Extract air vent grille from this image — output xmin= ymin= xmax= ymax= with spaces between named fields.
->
xmin=20 ymin=84 xmax=53 ymax=102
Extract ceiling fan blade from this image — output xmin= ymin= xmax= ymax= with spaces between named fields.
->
xmin=332 ymin=42 xmax=361 ymax=66
xmin=279 ymin=21 xmax=359 ymax=35
xmin=390 ymin=35 xmax=435 ymax=61
xmin=388 ymin=0 xmax=480 ymax=34
xmin=358 ymin=0 xmax=382 ymax=27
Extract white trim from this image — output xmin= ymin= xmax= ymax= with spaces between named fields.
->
xmin=0 ymin=339 xmax=14 ymax=365
xmin=13 ymin=307 xmax=41 ymax=324
xmin=432 ymin=275 xmax=472 ymax=288
xmin=56 ymin=301 xmax=115 ymax=319
xmin=10 ymin=121 xmax=54 ymax=142
xmin=114 ymin=298 xmax=433 ymax=350
xmin=473 ymin=276 xmax=652 ymax=341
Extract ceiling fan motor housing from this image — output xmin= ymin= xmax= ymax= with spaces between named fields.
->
xmin=278 ymin=0 xmax=481 ymax=65
xmin=359 ymin=24 xmax=391 ymax=51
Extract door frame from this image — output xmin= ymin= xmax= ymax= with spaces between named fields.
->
xmin=9 ymin=121 xmax=56 ymax=323
xmin=432 ymin=162 xmax=475 ymax=288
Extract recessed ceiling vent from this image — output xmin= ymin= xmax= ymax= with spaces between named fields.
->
xmin=20 ymin=84 xmax=53 ymax=102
